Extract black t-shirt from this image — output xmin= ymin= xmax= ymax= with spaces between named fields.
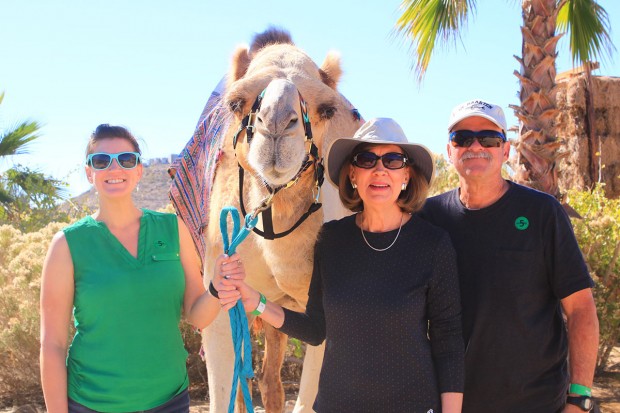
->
xmin=420 ymin=182 xmax=594 ymax=413
xmin=280 ymin=214 xmax=465 ymax=413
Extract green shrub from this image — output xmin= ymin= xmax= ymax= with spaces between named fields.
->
xmin=568 ymin=185 xmax=620 ymax=373
xmin=429 ymin=155 xmax=459 ymax=196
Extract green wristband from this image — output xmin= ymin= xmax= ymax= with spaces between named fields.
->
xmin=251 ymin=293 xmax=267 ymax=316
xmin=569 ymin=383 xmax=592 ymax=397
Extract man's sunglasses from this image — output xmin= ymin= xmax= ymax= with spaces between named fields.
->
xmin=449 ymin=130 xmax=507 ymax=148
xmin=352 ymin=152 xmax=410 ymax=170
xmin=86 ymin=152 xmax=141 ymax=170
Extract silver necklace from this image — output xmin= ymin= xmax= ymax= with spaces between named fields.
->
xmin=360 ymin=213 xmax=404 ymax=252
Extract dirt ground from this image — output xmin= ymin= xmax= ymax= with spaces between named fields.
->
xmin=592 ymin=345 xmax=620 ymax=413
xmin=184 ymin=347 xmax=620 ymax=413
xmin=3 ymin=348 xmax=619 ymax=413
xmin=184 ymin=380 xmax=620 ymax=413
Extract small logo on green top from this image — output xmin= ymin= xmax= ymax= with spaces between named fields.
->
xmin=515 ymin=217 xmax=529 ymax=230
xmin=155 ymin=240 xmax=167 ymax=248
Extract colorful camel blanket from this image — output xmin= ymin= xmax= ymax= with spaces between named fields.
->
xmin=168 ymin=77 xmax=230 ymax=261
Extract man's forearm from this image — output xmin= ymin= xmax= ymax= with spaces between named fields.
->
xmin=566 ymin=297 xmax=599 ymax=390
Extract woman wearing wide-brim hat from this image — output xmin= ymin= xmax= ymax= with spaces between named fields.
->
xmin=220 ymin=118 xmax=464 ymax=413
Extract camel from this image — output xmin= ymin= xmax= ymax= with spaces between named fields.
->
xmin=171 ymin=28 xmax=363 ymax=412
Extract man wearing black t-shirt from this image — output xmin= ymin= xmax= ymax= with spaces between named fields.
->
xmin=420 ymin=99 xmax=599 ymax=413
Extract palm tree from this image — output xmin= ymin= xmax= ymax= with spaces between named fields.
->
xmin=0 ymin=91 xmax=67 ymax=229
xmin=0 ymin=91 xmax=42 ymax=205
xmin=395 ymin=0 xmax=614 ymax=198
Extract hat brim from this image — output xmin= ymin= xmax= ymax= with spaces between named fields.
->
xmin=325 ymin=137 xmax=435 ymax=188
xmin=447 ymin=113 xmax=506 ymax=133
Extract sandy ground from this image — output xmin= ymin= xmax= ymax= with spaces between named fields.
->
xmin=187 ymin=400 xmax=297 ymax=413
xmin=0 ymin=401 xmax=296 ymax=413
xmin=1 ymin=393 xmax=618 ymax=413
xmin=187 ymin=346 xmax=620 ymax=413
xmin=3 ymin=347 xmax=619 ymax=413
xmin=592 ymin=346 xmax=620 ymax=413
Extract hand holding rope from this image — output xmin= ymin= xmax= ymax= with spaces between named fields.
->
xmin=219 ymin=206 xmax=258 ymax=413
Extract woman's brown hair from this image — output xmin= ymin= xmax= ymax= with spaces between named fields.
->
xmin=85 ymin=124 xmax=141 ymax=156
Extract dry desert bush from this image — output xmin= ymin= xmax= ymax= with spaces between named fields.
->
xmin=0 ymin=222 xmax=64 ymax=405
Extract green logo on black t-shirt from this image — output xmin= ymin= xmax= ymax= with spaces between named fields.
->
xmin=515 ymin=216 xmax=529 ymax=230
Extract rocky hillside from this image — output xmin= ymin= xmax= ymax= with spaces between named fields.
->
xmin=71 ymin=162 xmax=174 ymax=212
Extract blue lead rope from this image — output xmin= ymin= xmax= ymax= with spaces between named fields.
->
xmin=219 ymin=206 xmax=258 ymax=413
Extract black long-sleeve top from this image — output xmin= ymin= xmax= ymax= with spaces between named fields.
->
xmin=280 ymin=214 xmax=464 ymax=413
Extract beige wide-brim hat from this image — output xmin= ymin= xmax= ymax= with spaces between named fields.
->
xmin=325 ymin=117 xmax=435 ymax=187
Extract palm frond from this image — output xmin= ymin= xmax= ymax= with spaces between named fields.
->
xmin=557 ymin=0 xmax=615 ymax=66
xmin=0 ymin=120 xmax=41 ymax=156
xmin=395 ymin=0 xmax=475 ymax=81
xmin=4 ymin=166 xmax=68 ymax=200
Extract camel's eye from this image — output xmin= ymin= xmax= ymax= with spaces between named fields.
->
xmin=318 ymin=104 xmax=337 ymax=120
xmin=228 ymin=98 xmax=246 ymax=115
xmin=286 ymin=118 xmax=298 ymax=129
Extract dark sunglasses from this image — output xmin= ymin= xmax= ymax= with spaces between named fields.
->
xmin=352 ymin=152 xmax=410 ymax=170
xmin=449 ymin=130 xmax=507 ymax=148
xmin=86 ymin=152 xmax=141 ymax=170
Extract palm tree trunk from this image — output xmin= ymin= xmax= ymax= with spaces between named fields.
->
xmin=510 ymin=0 xmax=566 ymax=198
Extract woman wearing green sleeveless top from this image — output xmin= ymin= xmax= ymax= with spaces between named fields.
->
xmin=40 ymin=125 xmax=243 ymax=413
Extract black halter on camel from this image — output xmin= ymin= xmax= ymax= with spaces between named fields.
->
xmin=232 ymin=88 xmax=325 ymax=240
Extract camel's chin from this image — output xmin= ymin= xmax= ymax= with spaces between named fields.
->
xmin=260 ymin=168 xmax=300 ymax=187
xmin=249 ymin=150 xmax=307 ymax=186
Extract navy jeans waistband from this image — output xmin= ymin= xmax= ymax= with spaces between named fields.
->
xmin=68 ymin=388 xmax=190 ymax=413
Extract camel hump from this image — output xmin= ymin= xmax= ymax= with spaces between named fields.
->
xmin=249 ymin=27 xmax=294 ymax=56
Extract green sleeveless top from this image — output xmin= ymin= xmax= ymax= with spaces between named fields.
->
xmin=63 ymin=209 xmax=189 ymax=412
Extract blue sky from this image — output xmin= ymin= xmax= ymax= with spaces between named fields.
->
xmin=1 ymin=0 xmax=619 ymax=196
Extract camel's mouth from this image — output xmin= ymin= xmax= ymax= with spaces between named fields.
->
xmin=248 ymin=134 xmax=309 ymax=186
xmin=259 ymin=163 xmax=304 ymax=186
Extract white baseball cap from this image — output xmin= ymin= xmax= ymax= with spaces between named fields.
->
xmin=448 ymin=99 xmax=507 ymax=132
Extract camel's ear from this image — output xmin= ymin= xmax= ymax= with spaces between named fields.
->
xmin=229 ymin=45 xmax=251 ymax=83
xmin=319 ymin=51 xmax=342 ymax=90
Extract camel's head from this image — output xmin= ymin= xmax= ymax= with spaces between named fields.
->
xmin=224 ymin=28 xmax=353 ymax=187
